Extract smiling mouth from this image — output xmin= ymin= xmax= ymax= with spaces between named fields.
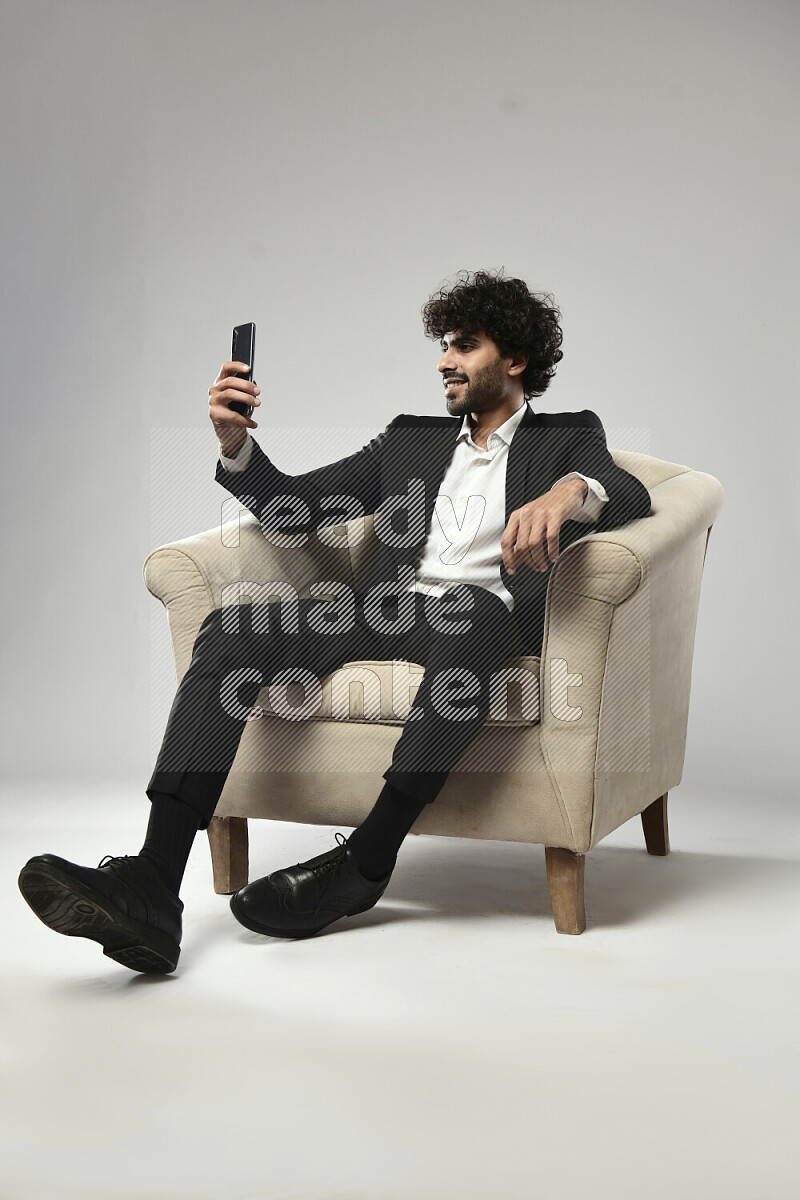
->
xmin=444 ymin=379 xmax=466 ymax=390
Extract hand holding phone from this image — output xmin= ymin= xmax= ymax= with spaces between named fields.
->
xmin=208 ymin=322 xmax=260 ymax=458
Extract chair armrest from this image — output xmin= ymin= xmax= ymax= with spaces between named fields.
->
xmin=143 ymin=513 xmax=355 ymax=682
xmin=548 ymin=467 xmax=725 ymax=603
xmin=538 ymin=468 xmax=724 ymax=851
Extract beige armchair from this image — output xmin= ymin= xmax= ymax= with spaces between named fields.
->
xmin=144 ymin=449 xmax=724 ymax=934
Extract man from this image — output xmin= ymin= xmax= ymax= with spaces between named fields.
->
xmin=18 ymin=270 xmax=651 ymax=973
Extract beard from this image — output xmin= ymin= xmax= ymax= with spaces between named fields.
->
xmin=444 ymin=356 xmax=509 ymax=417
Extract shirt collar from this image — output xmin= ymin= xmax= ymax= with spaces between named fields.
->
xmin=457 ymin=400 xmax=530 ymax=449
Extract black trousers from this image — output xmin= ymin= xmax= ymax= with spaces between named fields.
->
xmin=147 ymin=583 xmax=523 ymax=830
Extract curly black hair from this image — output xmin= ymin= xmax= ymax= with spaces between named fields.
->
xmin=421 ymin=269 xmax=564 ymax=399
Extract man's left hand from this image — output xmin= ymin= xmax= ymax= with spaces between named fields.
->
xmin=501 ymin=478 xmax=588 ymax=574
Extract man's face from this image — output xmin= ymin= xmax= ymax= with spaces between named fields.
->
xmin=437 ymin=329 xmax=520 ymax=417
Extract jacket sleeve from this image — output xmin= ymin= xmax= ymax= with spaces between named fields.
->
xmin=214 ymin=416 xmax=400 ymax=537
xmin=567 ymin=409 xmax=651 ymax=532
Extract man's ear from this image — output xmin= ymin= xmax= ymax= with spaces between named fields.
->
xmin=507 ymin=352 xmax=529 ymax=378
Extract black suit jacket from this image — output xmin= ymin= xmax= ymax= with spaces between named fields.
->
xmin=215 ymin=405 xmax=651 ymax=657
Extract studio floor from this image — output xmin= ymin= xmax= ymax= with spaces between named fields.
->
xmin=2 ymin=780 xmax=797 ymax=1200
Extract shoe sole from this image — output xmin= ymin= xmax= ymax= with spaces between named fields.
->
xmin=18 ymin=861 xmax=180 ymax=974
xmin=229 ymin=890 xmax=385 ymax=939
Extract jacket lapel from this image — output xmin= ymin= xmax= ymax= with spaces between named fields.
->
xmin=419 ymin=404 xmax=541 ymax=526
xmin=504 ymin=402 xmax=541 ymax=521
xmin=423 ymin=404 xmax=541 ymax=516
xmin=415 ymin=405 xmax=540 ymax=601
xmin=422 ymin=418 xmax=465 ymax=531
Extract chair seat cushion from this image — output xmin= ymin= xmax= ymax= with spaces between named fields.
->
xmin=254 ymin=656 xmax=542 ymax=728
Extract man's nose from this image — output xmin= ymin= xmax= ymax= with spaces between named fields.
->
xmin=438 ymin=350 xmax=456 ymax=373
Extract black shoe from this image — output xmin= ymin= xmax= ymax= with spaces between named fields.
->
xmin=229 ymin=832 xmax=393 ymax=939
xmin=18 ymin=853 xmax=183 ymax=974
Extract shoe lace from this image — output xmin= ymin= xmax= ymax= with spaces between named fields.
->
xmin=302 ymin=832 xmax=350 ymax=914
xmin=97 ymin=854 xmax=137 ymax=869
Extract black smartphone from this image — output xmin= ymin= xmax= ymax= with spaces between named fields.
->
xmin=229 ymin=323 xmax=256 ymax=418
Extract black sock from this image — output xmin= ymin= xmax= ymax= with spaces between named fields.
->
xmin=346 ymin=781 xmax=428 ymax=880
xmin=139 ymin=792 xmax=202 ymax=896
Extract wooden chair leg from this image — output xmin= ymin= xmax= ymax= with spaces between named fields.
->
xmin=641 ymin=792 xmax=670 ymax=856
xmin=544 ymin=847 xmax=586 ymax=935
xmin=207 ymin=816 xmax=249 ymax=894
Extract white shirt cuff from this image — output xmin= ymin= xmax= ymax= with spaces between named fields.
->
xmin=219 ymin=433 xmax=254 ymax=473
xmin=551 ymin=472 xmax=609 ymax=523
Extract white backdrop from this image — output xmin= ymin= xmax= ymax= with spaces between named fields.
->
xmin=1 ymin=0 xmax=797 ymax=800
